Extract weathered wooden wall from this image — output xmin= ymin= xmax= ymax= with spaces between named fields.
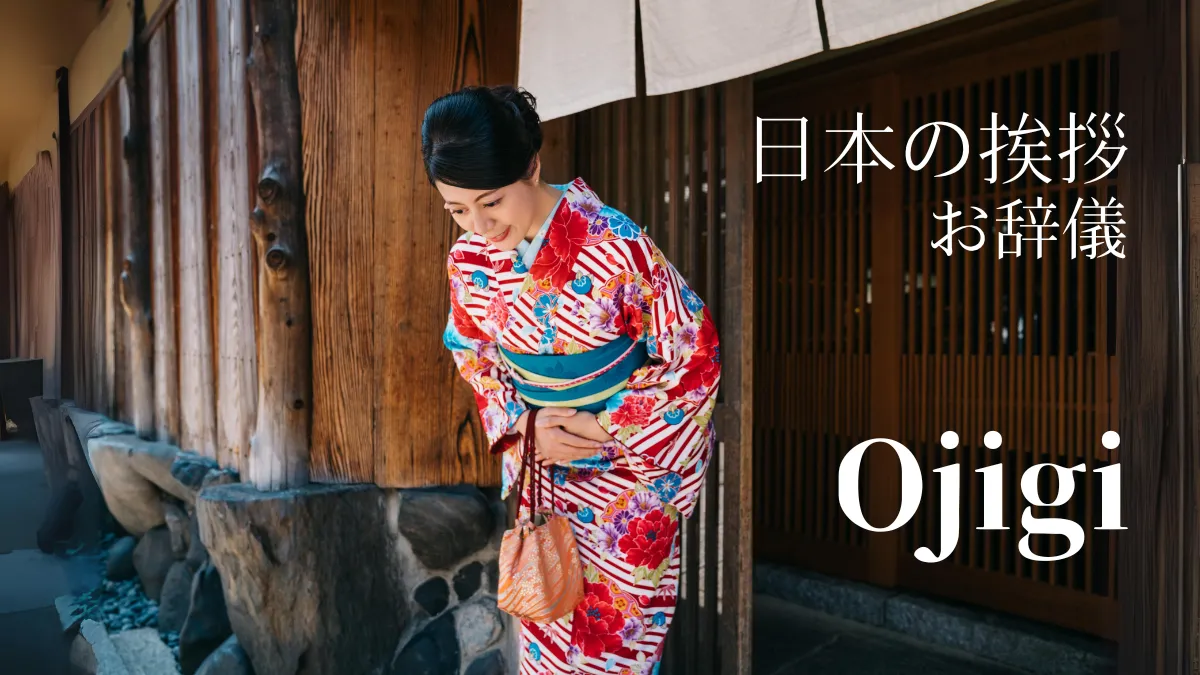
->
xmin=63 ymin=89 xmax=121 ymax=416
xmin=11 ymin=152 xmax=63 ymax=400
xmin=0 ymin=182 xmax=13 ymax=360
xmin=46 ymin=0 xmax=520 ymax=487
xmin=50 ymin=0 xmax=256 ymax=471
xmin=299 ymin=0 xmax=519 ymax=487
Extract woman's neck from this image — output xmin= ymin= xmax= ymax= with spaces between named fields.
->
xmin=523 ymin=182 xmax=564 ymax=242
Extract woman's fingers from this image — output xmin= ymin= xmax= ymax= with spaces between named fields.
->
xmin=534 ymin=428 xmax=602 ymax=464
xmin=535 ymin=408 xmax=577 ymax=427
xmin=547 ymin=426 xmax=602 ymax=449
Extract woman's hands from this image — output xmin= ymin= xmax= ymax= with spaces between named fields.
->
xmin=518 ymin=408 xmax=614 ymax=465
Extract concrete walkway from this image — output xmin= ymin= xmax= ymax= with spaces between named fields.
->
xmin=0 ymin=439 xmax=102 ymax=675
xmin=754 ymin=595 xmax=1028 ymax=675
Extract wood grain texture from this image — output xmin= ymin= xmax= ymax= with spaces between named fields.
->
xmin=58 ymin=68 xmax=74 ymax=403
xmin=176 ymin=0 xmax=219 ymax=459
xmin=0 ymin=182 xmax=11 ymax=361
xmin=717 ymin=76 xmax=754 ymax=675
xmin=245 ymin=0 xmax=313 ymax=489
xmin=298 ymin=0 xmax=377 ymax=483
xmin=103 ymin=96 xmax=123 ymax=420
xmin=149 ymin=28 xmax=181 ymax=444
xmin=66 ymin=100 xmax=111 ymax=412
xmin=11 ymin=153 xmax=63 ymax=401
xmin=120 ymin=0 xmax=156 ymax=438
xmin=299 ymin=0 xmax=515 ymax=487
xmin=1117 ymin=0 xmax=1187 ymax=670
xmin=373 ymin=0 xmax=516 ymax=488
xmin=214 ymin=0 xmax=258 ymax=474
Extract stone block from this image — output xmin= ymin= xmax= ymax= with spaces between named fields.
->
xmin=163 ymin=499 xmax=191 ymax=559
xmin=389 ymin=613 xmax=460 ymax=675
xmin=133 ymin=526 xmax=175 ymax=602
xmin=197 ymin=482 xmax=407 ymax=675
xmin=107 ymin=536 xmax=138 ymax=581
xmin=86 ymin=434 xmax=192 ymax=536
xmin=111 ymin=628 xmax=178 ymax=675
xmin=157 ymin=560 xmax=196 ymax=633
xmin=464 ymin=650 xmax=506 ymax=675
xmin=883 ymin=593 xmax=1117 ymax=675
xmin=415 ymin=577 xmax=450 ymax=616
xmin=179 ymin=563 xmax=232 ymax=675
xmin=453 ymin=561 xmax=483 ymax=602
xmin=396 ymin=486 xmax=493 ymax=570
xmin=454 ymin=598 xmax=503 ymax=662
xmin=196 ymin=635 xmax=253 ymax=675
xmin=69 ymin=619 xmax=131 ymax=675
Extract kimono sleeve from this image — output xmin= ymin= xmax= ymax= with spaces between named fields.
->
xmin=443 ymin=255 xmax=527 ymax=456
xmin=599 ymin=236 xmax=721 ymax=515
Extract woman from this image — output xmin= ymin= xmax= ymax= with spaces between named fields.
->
xmin=427 ymin=85 xmax=721 ymax=675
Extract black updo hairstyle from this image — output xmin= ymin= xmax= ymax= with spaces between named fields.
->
xmin=421 ymin=85 xmax=543 ymax=191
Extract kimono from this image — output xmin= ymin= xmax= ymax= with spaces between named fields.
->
xmin=443 ymin=178 xmax=721 ymax=674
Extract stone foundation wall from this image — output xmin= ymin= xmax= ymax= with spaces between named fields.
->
xmin=54 ymin=406 xmax=515 ymax=675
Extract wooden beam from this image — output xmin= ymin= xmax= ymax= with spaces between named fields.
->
xmin=215 ymin=0 xmax=257 ymax=475
xmin=149 ymin=27 xmax=179 ymax=444
xmin=175 ymin=0 xmax=218 ymax=460
xmin=119 ymin=0 xmax=155 ymax=438
xmin=1116 ymin=0 xmax=1192 ymax=671
xmin=246 ymin=0 xmax=312 ymax=489
xmin=718 ymin=75 xmax=755 ymax=675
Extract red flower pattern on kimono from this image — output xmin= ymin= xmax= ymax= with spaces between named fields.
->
xmin=530 ymin=200 xmax=589 ymax=291
xmin=618 ymin=509 xmax=677 ymax=570
xmin=609 ymin=394 xmax=655 ymax=429
xmin=572 ymin=583 xmax=625 ymax=658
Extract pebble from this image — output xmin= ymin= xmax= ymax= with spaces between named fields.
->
xmin=73 ymin=549 xmax=184 ymax=672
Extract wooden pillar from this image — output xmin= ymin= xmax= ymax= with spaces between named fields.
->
xmin=57 ymin=67 xmax=73 ymax=402
xmin=1116 ymin=0 xmax=1196 ymax=671
xmin=246 ymin=0 xmax=312 ymax=489
xmin=718 ymin=75 xmax=755 ymax=675
xmin=119 ymin=0 xmax=155 ymax=438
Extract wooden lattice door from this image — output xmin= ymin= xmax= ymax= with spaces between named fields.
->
xmin=753 ymin=17 xmax=1120 ymax=640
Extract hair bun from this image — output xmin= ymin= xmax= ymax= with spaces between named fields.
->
xmin=491 ymin=86 xmax=542 ymax=153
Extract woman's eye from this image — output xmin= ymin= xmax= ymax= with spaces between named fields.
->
xmin=484 ymin=200 xmax=501 ymax=208
xmin=451 ymin=209 xmax=465 ymax=216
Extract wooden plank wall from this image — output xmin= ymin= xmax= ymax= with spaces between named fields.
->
xmin=149 ymin=26 xmax=181 ymax=443
xmin=11 ymin=152 xmax=63 ymax=400
xmin=50 ymin=0 xmax=256 ymax=469
xmin=65 ymin=92 xmax=117 ymax=415
xmin=214 ymin=0 xmax=257 ymax=473
xmin=0 ymin=182 xmax=13 ymax=360
xmin=175 ymin=0 xmax=218 ymax=458
xmin=299 ymin=0 xmax=518 ymax=487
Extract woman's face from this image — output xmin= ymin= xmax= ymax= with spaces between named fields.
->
xmin=436 ymin=176 xmax=545 ymax=252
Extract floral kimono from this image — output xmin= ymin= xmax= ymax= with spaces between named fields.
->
xmin=443 ymin=178 xmax=721 ymax=674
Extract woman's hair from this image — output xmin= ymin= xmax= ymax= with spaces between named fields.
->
xmin=421 ymin=85 xmax=543 ymax=190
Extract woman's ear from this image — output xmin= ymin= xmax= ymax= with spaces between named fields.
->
xmin=528 ymin=154 xmax=543 ymax=185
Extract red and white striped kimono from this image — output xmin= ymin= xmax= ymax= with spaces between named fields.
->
xmin=444 ymin=178 xmax=721 ymax=674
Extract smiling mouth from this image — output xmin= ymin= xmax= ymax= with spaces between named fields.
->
xmin=486 ymin=226 xmax=511 ymax=243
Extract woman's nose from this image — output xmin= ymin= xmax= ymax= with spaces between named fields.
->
xmin=474 ymin=213 xmax=492 ymax=233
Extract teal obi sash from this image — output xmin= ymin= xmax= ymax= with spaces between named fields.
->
xmin=499 ymin=335 xmax=649 ymax=414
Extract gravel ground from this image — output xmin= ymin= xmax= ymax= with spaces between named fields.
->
xmin=72 ymin=555 xmax=183 ymax=667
